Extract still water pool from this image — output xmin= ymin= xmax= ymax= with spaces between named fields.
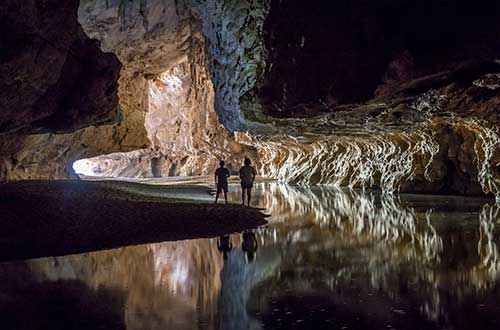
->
xmin=1 ymin=183 xmax=499 ymax=330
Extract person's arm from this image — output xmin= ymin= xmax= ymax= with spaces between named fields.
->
xmin=214 ymin=171 xmax=218 ymax=185
xmin=225 ymin=168 xmax=230 ymax=179
xmin=252 ymin=167 xmax=257 ymax=181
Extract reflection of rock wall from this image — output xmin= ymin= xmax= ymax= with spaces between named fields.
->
xmin=240 ymin=184 xmax=500 ymax=324
xmin=28 ymin=239 xmax=222 ymax=330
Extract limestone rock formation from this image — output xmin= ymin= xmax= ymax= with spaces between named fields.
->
xmin=0 ymin=0 xmax=148 ymax=180
xmin=256 ymin=0 xmax=500 ymax=116
xmin=70 ymin=0 xmax=259 ymax=178
xmin=190 ymin=0 xmax=270 ymax=131
xmin=0 ymin=0 xmax=121 ymax=134
xmin=239 ymin=62 xmax=500 ymax=198
xmin=0 ymin=0 xmax=499 ymax=199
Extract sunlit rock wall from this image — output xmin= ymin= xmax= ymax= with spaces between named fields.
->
xmin=253 ymin=121 xmax=498 ymax=199
xmin=0 ymin=75 xmax=149 ymax=180
xmin=239 ymin=118 xmax=500 ymax=198
xmin=72 ymin=23 xmax=257 ymax=178
xmin=1 ymin=0 xmax=267 ymax=180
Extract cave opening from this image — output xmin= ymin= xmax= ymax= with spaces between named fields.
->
xmin=72 ymin=59 xmax=216 ymax=179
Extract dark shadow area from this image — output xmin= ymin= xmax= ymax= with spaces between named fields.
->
xmin=0 ymin=263 xmax=126 ymax=330
xmin=255 ymin=287 xmax=500 ymax=330
xmin=260 ymin=0 xmax=500 ymax=116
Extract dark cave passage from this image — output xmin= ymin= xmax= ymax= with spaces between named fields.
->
xmin=260 ymin=0 xmax=500 ymax=115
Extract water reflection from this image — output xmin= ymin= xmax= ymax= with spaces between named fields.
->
xmin=218 ymin=235 xmax=233 ymax=261
xmin=242 ymin=230 xmax=259 ymax=264
xmin=1 ymin=183 xmax=500 ymax=329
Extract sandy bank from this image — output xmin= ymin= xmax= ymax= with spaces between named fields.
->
xmin=0 ymin=180 xmax=267 ymax=262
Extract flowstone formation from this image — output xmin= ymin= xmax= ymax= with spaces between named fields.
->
xmin=239 ymin=62 xmax=500 ymax=198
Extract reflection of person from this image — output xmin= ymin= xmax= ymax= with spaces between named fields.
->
xmin=239 ymin=158 xmax=257 ymax=207
xmin=215 ymin=160 xmax=230 ymax=205
xmin=242 ymin=230 xmax=258 ymax=263
xmin=217 ymin=235 xmax=233 ymax=260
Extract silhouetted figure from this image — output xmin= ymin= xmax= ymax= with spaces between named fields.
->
xmin=242 ymin=230 xmax=258 ymax=263
xmin=215 ymin=160 xmax=230 ymax=205
xmin=217 ymin=235 xmax=233 ymax=260
xmin=239 ymin=158 xmax=257 ymax=206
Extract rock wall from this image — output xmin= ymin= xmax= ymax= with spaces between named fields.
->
xmin=189 ymin=0 xmax=270 ymax=131
xmin=238 ymin=64 xmax=500 ymax=198
xmin=75 ymin=38 xmax=256 ymax=178
xmin=0 ymin=0 xmax=121 ymax=134
xmin=69 ymin=0 xmax=259 ymax=178
xmin=0 ymin=0 xmax=498 ymax=198
xmin=0 ymin=0 xmax=149 ymax=180
xmin=257 ymin=0 xmax=500 ymax=116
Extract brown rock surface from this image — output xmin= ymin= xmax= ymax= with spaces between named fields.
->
xmin=0 ymin=0 xmax=121 ymax=134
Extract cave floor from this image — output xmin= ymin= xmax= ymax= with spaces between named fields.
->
xmin=0 ymin=182 xmax=499 ymax=329
xmin=0 ymin=179 xmax=267 ymax=262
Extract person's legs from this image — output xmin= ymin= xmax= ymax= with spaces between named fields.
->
xmin=215 ymin=185 xmax=221 ymax=204
xmin=223 ymin=183 xmax=228 ymax=205
xmin=241 ymin=187 xmax=246 ymax=206
xmin=246 ymin=188 xmax=252 ymax=206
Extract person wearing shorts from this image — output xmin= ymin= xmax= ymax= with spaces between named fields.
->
xmin=215 ymin=160 xmax=230 ymax=205
xmin=239 ymin=158 xmax=257 ymax=206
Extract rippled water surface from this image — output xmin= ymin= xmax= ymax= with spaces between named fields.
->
xmin=1 ymin=183 xmax=500 ymax=330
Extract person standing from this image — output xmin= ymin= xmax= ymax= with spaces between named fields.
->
xmin=239 ymin=158 xmax=257 ymax=207
xmin=215 ymin=160 xmax=230 ymax=205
